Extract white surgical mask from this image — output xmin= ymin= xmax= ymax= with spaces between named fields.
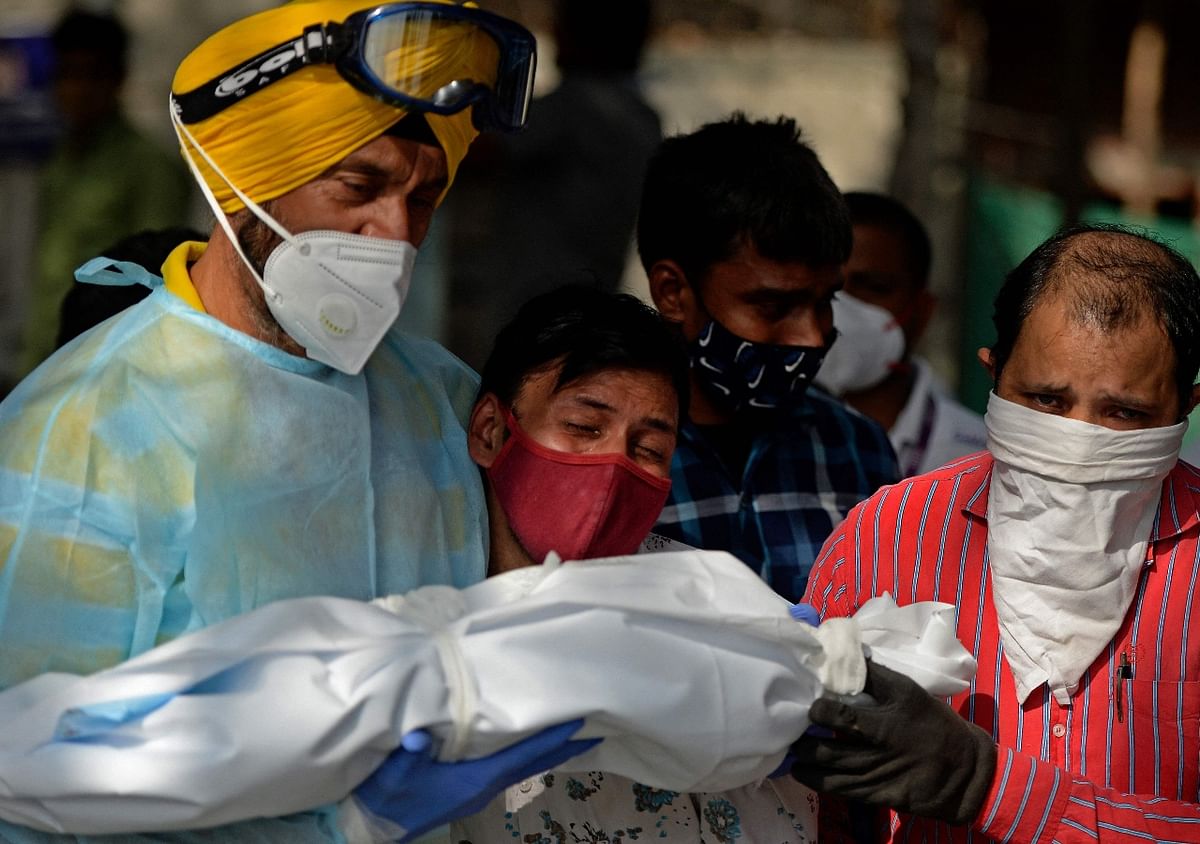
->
xmin=171 ymin=102 xmax=415 ymax=375
xmin=813 ymin=293 xmax=905 ymax=395
xmin=984 ymin=393 xmax=1185 ymax=705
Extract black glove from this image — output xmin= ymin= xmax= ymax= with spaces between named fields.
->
xmin=791 ymin=659 xmax=997 ymax=826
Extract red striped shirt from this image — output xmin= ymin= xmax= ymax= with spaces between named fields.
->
xmin=803 ymin=451 xmax=1200 ymax=843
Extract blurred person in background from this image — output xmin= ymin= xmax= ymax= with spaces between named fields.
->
xmin=22 ymin=8 xmax=192 ymax=374
xmin=815 ymin=192 xmax=985 ymax=476
xmin=444 ymin=0 xmax=661 ymax=369
xmin=55 ymin=226 xmax=204 ymax=349
xmin=642 ymin=115 xmax=899 ymax=603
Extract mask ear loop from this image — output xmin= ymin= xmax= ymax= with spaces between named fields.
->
xmin=169 ymin=96 xmax=300 ymax=305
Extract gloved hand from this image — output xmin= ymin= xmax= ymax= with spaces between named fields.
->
xmin=789 ymin=602 xmax=821 ymax=626
xmin=769 ymin=601 xmax=822 ymax=777
xmin=791 ymin=659 xmax=997 ymax=826
xmin=354 ymin=719 xmax=601 ymax=841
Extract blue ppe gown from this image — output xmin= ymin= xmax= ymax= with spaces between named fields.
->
xmin=0 ymin=246 xmax=489 ymax=841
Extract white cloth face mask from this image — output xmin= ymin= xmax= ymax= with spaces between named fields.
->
xmin=170 ymin=104 xmax=415 ymax=375
xmin=984 ymin=392 xmax=1185 ymax=705
xmin=814 ymin=292 xmax=905 ymax=395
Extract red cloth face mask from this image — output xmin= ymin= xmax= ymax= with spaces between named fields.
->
xmin=487 ymin=411 xmax=672 ymax=563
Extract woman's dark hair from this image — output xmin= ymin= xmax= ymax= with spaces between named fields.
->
xmin=636 ymin=113 xmax=851 ymax=285
xmin=479 ymin=285 xmax=689 ymax=418
xmin=991 ymin=223 xmax=1200 ymax=408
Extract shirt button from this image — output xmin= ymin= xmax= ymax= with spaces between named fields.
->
xmin=519 ymin=780 xmax=533 ymax=793
xmin=1052 ymin=723 xmax=1066 ymax=738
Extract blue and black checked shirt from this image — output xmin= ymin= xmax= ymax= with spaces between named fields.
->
xmin=653 ymin=389 xmax=899 ymax=603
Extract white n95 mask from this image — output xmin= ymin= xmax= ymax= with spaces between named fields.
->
xmin=984 ymin=392 xmax=1185 ymax=705
xmin=813 ymin=293 xmax=905 ymax=395
xmin=170 ymin=104 xmax=414 ymax=375
xmin=262 ymin=231 xmax=416 ymax=374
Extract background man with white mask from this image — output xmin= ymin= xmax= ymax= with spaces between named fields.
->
xmin=815 ymin=192 xmax=986 ymax=477
xmin=794 ymin=225 xmax=1200 ymax=842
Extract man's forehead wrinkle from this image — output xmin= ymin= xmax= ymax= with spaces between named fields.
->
xmin=420 ymin=145 xmax=450 ymax=187
xmin=643 ymin=414 xmax=677 ymax=434
xmin=326 ymin=141 xmax=447 ymax=188
xmin=734 ymin=270 xmax=840 ymax=296
xmin=567 ymin=391 xmax=675 ymax=433
xmin=1021 ymin=286 xmax=1172 ymax=376
xmin=568 ymin=393 xmax=617 ymax=412
xmin=1024 ymin=314 xmax=1077 ymax=359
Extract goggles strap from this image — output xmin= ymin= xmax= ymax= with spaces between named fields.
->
xmin=169 ymin=96 xmax=298 ymax=299
xmin=173 ymin=25 xmax=332 ymax=124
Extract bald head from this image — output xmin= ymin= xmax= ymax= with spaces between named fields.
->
xmin=1042 ymin=230 xmax=1187 ymax=332
xmin=990 ymin=225 xmax=1200 ymax=409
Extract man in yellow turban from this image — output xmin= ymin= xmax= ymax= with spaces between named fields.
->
xmin=0 ymin=2 xmax=599 ymax=840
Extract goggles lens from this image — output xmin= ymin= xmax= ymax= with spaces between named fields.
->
xmin=173 ymin=2 xmax=536 ymax=131
xmin=354 ymin=4 xmax=535 ymax=130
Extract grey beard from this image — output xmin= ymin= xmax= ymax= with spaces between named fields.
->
xmin=234 ymin=208 xmax=300 ymax=353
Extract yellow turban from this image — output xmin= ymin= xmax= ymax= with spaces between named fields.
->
xmin=172 ymin=0 xmax=490 ymax=213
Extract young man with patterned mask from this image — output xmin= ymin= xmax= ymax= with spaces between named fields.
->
xmin=641 ymin=114 xmax=899 ymax=603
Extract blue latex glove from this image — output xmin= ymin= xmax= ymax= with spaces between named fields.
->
xmin=789 ymin=602 xmax=820 ymax=626
xmin=355 ymin=719 xmax=600 ymax=841
xmin=769 ymin=602 xmax=822 ymax=775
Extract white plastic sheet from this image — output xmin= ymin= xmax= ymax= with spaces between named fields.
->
xmin=0 ymin=550 xmax=975 ymax=835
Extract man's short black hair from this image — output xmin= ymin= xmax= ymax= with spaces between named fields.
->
xmin=844 ymin=191 xmax=932 ymax=288
xmin=51 ymin=9 xmax=128 ymax=80
xmin=479 ymin=285 xmax=689 ymax=419
xmin=991 ymin=223 xmax=1200 ymax=410
xmin=636 ymin=113 xmax=851 ymax=284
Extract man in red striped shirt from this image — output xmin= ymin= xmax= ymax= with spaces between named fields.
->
xmin=796 ymin=224 xmax=1200 ymax=842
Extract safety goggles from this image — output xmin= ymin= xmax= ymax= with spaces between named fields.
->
xmin=173 ymin=2 xmax=537 ymax=132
